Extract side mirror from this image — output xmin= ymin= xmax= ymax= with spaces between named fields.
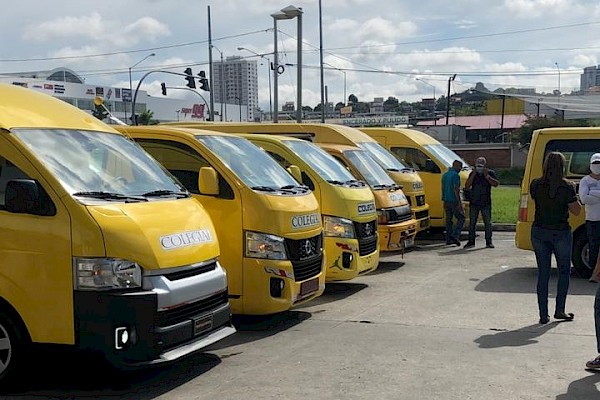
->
xmin=199 ymin=167 xmax=219 ymax=195
xmin=6 ymin=179 xmax=55 ymax=215
xmin=424 ymin=159 xmax=440 ymax=173
xmin=287 ymin=165 xmax=302 ymax=183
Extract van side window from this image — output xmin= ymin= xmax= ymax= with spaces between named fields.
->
xmin=136 ymin=139 xmax=234 ymax=199
xmin=0 ymin=156 xmax=56 ymax=215
xmin=390 ymin=147 xmax=428 ymax=171
xmin=546 ymin=139 xmax=600 ymax=178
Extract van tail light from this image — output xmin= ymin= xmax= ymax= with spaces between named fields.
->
xmin=518 ymin=194 xmax=529 ymax=222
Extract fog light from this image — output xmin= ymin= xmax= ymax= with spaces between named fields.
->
xmin=270 ymin=277 xmax=284 ymax=298
xmin=115 ymin=326 xmax=137 ymax=350
xmin=342 ymin=252 xmax=353 ymax=269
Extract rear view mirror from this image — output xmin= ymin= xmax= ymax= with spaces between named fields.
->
xmin=424 ymin=159 xmax=440 ymax=173
xmin=199 ymin=167 xmax=219 ymax=195
xmin=287 ymin=165 xmax=302 ymax=183
xmin=6 ymin=179 xmax=55 ymax=216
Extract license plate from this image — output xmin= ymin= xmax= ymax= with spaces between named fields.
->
xmin=404 ymin=237 xmax=415 ymax=248
xmin=193 ymin=314 xmax=213 ymax=336
xmin=299 ymin=277 xmax=319 ymax=298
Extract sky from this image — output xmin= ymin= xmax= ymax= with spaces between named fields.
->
xmin=2 ymin=0 xmax=600 ymax=111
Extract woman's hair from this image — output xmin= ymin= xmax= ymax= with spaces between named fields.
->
xmin=541 ymin=151 xmax=567 ymax=196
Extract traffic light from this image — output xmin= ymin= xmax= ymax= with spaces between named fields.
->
xmin=160 ymin=82 xmax=167 ymax=96
xmin=184 ymin=68 xmax=196 ymax=89
xmin=198 ymin=70 xmax=210 ymax=91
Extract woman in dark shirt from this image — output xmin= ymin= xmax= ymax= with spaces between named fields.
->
xmin=530 ymin=152 xmax=581 ymax=324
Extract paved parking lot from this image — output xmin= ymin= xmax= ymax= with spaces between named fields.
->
xmin=5 ymin=231 xmax=600 ymax=399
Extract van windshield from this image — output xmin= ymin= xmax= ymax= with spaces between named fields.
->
xmin=196 ymin=135 xmax=301 ymax=189
xmin=358 ymin=142 xmax=410 ymax=172
xmin=423 ymin=144 xmax=470 ymax=169
xmin=283 ymin=140 xmax=357 ymax=183
xmin=344 ymin=150 xmax=396 ymax=188
xmin=12 ymin=129 xmax=185 ymax=199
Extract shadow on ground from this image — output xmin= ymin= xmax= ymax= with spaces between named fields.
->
xmin=474 ymin=322 xmax=561 ymax=348
xmin=2 ymin=346 xmax=220 ymax=399
xmin=367 ymin=261 xmax=405 ymax=276
xmin=474 ymin=267 xmax=598 ymax=295
xmin=205 ymin=310 xmax=311 ymax=350
xmin=298 ymin=282 xmax=368 ymax=307
xmin=556 ymin=372 xmax=600 ymax=399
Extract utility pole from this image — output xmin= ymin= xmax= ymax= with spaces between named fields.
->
xmin=207 ymin=6 xmax=215 ymax=121
xmin=446 ymin=74 xmax=456 ymax=125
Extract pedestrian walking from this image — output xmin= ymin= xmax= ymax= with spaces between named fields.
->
xmin=463 ymin=156 xmax=499 ymax=249
xmin=441 ymin=159 xmax=465 ymax=246
xmin=530 ymin=151 xmax=581 ymax=325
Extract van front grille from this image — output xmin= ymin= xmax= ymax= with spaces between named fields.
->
xmin=415 ymin=210 xmax=429 ymax=220
xmin=354 ymin=220 xmax=378 ymax=256
xmin=156 ymin=290 xmax=228 ymax=328
xmin=291 ymin=255 xmax=323 ymax=281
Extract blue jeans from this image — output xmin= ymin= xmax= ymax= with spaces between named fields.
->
xmin=468 ymin=204 xmax=492 ymax=245
xmin=444 ymin=201 xmax=465 ymax=242
xmin=531 ymin=226 xmax=572 ymax=319
xmin=586 ymin=220 xmax=600 ymax=271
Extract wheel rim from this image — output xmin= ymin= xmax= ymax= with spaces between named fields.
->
xmin=0 ymin=323 xmax=12 ymax=375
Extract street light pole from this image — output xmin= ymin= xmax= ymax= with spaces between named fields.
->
xmin=212 ymin=45 xmax=225 ymax=121
xmin=128 ymin=52 xmax=155 ymax=124
xmin=555 ymin=62 xmax=561 ymax=95
xmin=238 ymin=47 xmax=273 ymax=120
xmin=446 ymin=74 xmax=456 ymax=126
xmin=416 ymin=78 xmax=437 ymax=125
xmin=318 ymin=0 xmax=325 ymax=123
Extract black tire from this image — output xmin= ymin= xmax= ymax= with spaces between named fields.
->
xmin=573 ymin=231 xmax=592 ymax=279
xmin=0 ymin=311 xmax=27 ymax=391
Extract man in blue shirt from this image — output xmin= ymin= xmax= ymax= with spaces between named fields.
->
xmin=442 ymin=159 xmax=465 ymax=246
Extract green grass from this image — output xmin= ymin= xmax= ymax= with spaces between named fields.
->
xmin=490 ymin=185 xmax=520 ymax=224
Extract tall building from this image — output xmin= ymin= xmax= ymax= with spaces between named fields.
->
xmin=212 ymin=56 xmax=259 ymax=121
xmin=581 ymin=65 xmax=600 ymax=92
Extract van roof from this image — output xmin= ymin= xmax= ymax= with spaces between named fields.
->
xmin=360 ymin=127 xmax=442 ymax=145
xmin=115 ymin=124 xmax=239 ymax=138
xmin=534 ymin=127 xmax=600 ymax=136
xmin=0 ymin=83 xmax=114 ymax=132
xmin=236 ymin=133 xmax=306 ymax=143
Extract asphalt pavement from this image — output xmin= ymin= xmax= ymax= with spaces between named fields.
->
xmin=4 ymin=230 xmax=600 ymax=400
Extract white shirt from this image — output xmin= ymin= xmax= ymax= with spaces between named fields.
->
xmin=579 ymin=175 xmax=600 ymax=221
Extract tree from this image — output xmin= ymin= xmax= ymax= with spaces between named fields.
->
xmin=383 ymin=96 xmax=399 ymax=113
xmin=334 ymin=102 xmax=345 ymax=111
xmin=348 ymin=94 xmax=358 ymax=105
xmin=513 ymin=115 xmax=590 ymax=145
xmin=137 ymin=109 xmax=159 ymax=125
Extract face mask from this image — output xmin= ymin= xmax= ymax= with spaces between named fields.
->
xmin=475 ymin=165 xmax=484 ymax=174
xmin=591 ymin=164 xmax=600 ymax=175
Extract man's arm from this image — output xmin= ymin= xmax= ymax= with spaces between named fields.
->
xmin=464 ymin=171 xmax=475 ymax=190
xmin=483 ymin=169 xmax=499 ymax=187
xmin=579 ymin=178 xmax=600 ymax=204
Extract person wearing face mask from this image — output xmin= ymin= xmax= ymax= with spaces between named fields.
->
xmin=579 ymin=153 xmax=600 ymax=281
xmin=463 ymin=156 xmax=499 ymax=249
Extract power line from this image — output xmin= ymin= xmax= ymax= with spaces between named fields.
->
xmin=0 ymin=29 xmax=269 ymax=62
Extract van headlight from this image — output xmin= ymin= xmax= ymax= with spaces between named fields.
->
xmin=74 ymin=258 xmax=142 ymax=290
xmin=323 ymin=216 xmax=355 ymax=238
xmin=245 ymin=231 xmax=287 ymax=260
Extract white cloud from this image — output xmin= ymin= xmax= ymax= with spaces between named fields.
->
xmin=504 ymin=0 xmax=578 ymax=17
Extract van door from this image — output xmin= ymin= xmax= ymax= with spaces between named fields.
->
xmin=0 ymin=141 xmax=73 ymax=344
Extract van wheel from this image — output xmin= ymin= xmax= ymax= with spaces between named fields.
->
xmin=572 ymin=232 xmax=592 ymax=279
xmin=0 ymin=311 xmax=26 ymax=389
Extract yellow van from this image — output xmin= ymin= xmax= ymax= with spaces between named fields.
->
xmin=114 ymin=125 xmax=326 ymax=315
xmin=238 ymin=134 xmax=379 ymax=280
xmin=317 ymin=143 xmax=417 ymax=252
xmin=360 ymin=127 xmax=471 ymax=230
xmin=515 ymin=127 xmax=599 ymax=278
xmin=0 ymin=84 xmax=235 ymax=385
xmin=168 ymin=122 xmax=430 ymax=233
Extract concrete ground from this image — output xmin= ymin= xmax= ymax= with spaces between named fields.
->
xmin=5 ymin=231 xmax=600 ymax=399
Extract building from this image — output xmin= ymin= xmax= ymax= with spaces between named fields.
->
xmin=581 ymin=65 xmax=600 ymax=93
xmin=0 ymin=67 xmax=247 ymax=123
xmin=212 ymin=56 xmax=259 ymax=121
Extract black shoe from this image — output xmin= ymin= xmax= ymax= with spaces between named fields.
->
xmin=539 ymin=315 xmax=550 ymax=324
xmin=486 ymin=243 xmax=495 ymax=248
xmin=463 ymin=242 xmax=475 ymax=249
xmin=554 ymin=312 xmax=574 ymax=321
xmin=452 ymin=238 xmax=461 ymax=246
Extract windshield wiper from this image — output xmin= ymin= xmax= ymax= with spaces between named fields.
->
xmin=386 ymin=168 xmax=401 ymax=172
xmin=72 ymin=191 xmax=148 ymax=202
xmin=251 ymin=186 xmax=277 ymax=192
xmin=326 ymin=179 xmax=345 ymax=185
xmin=344 ymin=179 xmax=365 ymax=187
xmin=142 ymin=189 xmax=188 ymax=198
xmin=372 ymin=183 xmax=391 ymax=189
